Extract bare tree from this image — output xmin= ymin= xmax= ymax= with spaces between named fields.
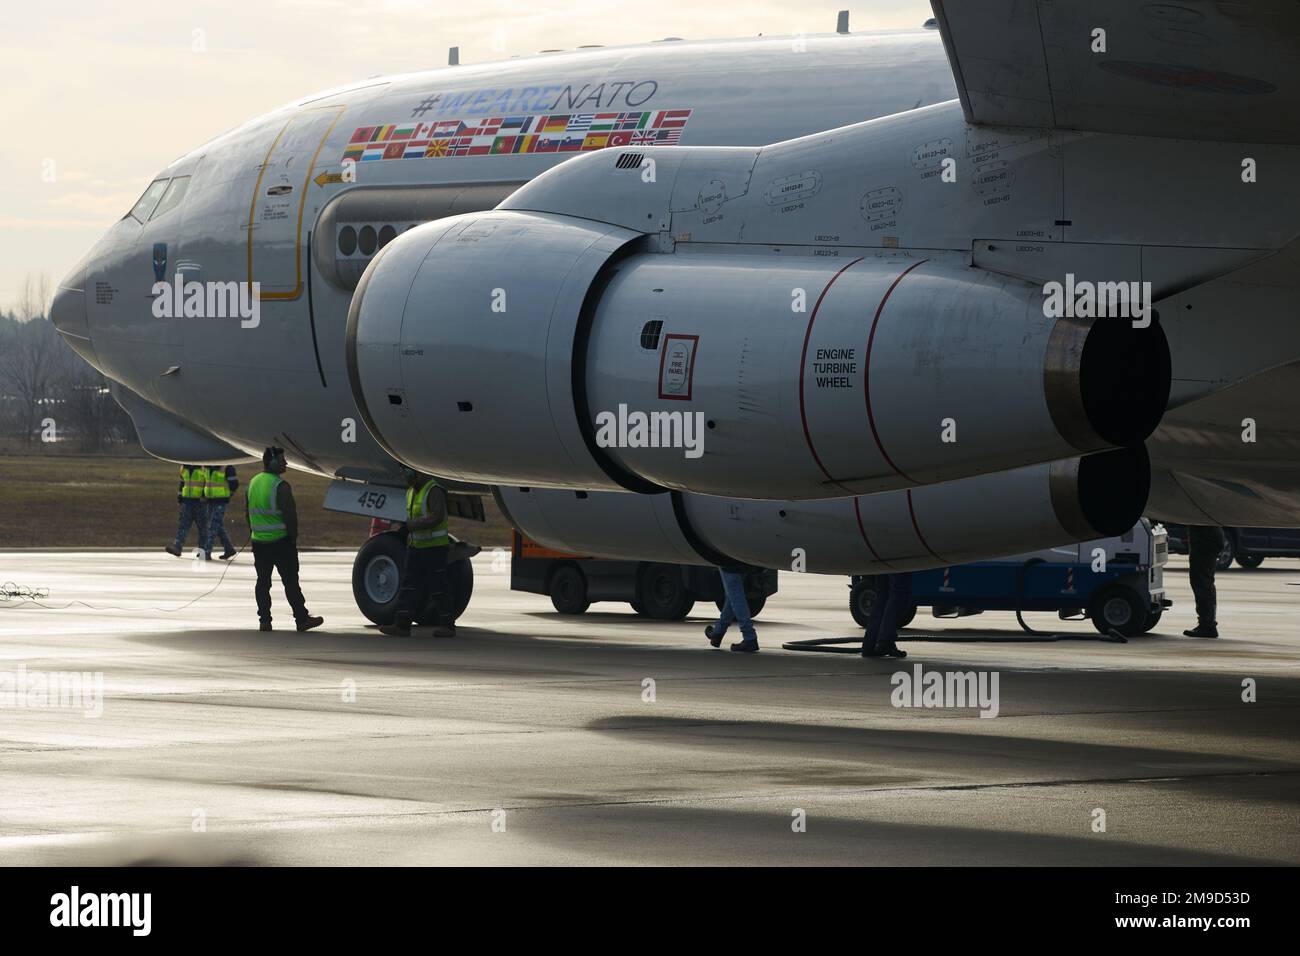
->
xmin=0 ymin=273 xmax=59 ymax=444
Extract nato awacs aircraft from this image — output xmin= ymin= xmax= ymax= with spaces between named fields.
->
xmin=51 ymin=2 xmax=1300 ymax=624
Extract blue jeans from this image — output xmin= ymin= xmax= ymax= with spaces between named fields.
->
xmin=866 ymin=573 xmax=912 ymax=649
xmin=207 ymin=500 xmax=234 ymax=555
xmin=712 ymin=569 xmax=757 ymax=643
xmin=174 ymin=499 xmax=211 ymax=552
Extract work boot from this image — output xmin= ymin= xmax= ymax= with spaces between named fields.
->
xmin=861 ymin=642 xmax=888 ymax=658
xmin=203 ymin=552 xmax=213 ymax=561
xmin=165 ymin=545 xmax=182 ymax=557
xmin=219 ymin=549 xmax=237 ymax=560
xmin=296 ymin=615 xmax=324 ymax=633
xmin=879 ymin=642 xmax=908 ymax=659
xmin=380 ymin=621 xmax=412 ymax=637
xmin=432 ymin=623 xmax=456 ymax=638
xmin=258 ymin=621 xmax=272 ymax=632
xmin=1184 ymin=622 xmax=1219 ymax=638
xmin=704 ymin=624 xmax=725 ymax=648
xmin=730 ymin=639 xmax=759 ymax=653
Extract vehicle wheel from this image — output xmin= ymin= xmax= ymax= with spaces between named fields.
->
xmin=630 ymin=598 xmax=647 ymax=615
xmin=414 ymin=555 xmax=475 ymax=624
xmin=712 ymin=578 xmax=768 ymax=618
xmin=1216 ymin=535 xmax=1235 ymax=571
xmin=849 ymin=577 xmax=878 ymax=629
xmin=351 ymin=532 xmax=407 ymax=625
xmin=895 ymin=603 xmax=917 ymax=629
xmin=1236 ymin=553 xmax=1264 ymax=569
xmin=1088 ymin=584 xmax=1145 ymax=637
xmin=1141 ymin=608 xmax=1162 ymax=633
xmin=548 ymin=564 xmax=590 ymax=614
xmin=637 ymin=563 xmax=695 ymax=620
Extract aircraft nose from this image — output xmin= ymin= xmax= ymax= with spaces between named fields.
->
xmin=50 ymin=255 xmax=95 ymax=362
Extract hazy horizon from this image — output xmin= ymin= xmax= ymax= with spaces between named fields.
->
xmin=0 ymin=0 xmax=933 ymax=313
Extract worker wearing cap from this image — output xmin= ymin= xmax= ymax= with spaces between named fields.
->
xmin=204 ymin=464 xmax=239 ymax=561
xmin=246 ymin=447 xmax=323 ymax=633
xmin=381 ymin=468 xmax=455 ymax=638
xmin=166 ymin=464 xmax=210 ymax=557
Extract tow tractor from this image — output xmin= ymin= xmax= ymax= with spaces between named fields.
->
xmin=849 ymin=520 xmax=1170 ymax=639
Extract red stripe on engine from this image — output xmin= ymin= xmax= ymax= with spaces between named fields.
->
xmin=906 ymin=488 xmax=944 ymax=562
xmin=863 ymin=259 xmax=929 ymax=482
xmin=852 ymin=496 xmax=894 ymax=569
xmin=798 ymin=256 xmax=865 ymax=488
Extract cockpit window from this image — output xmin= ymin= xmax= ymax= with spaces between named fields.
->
xmin=149 ymin=176 xmax=191 ymax=221
xmin=127 ymin=179 xmax=169 ymax=222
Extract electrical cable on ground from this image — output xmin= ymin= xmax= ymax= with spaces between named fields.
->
xmin=0 ymin=534 xmax=253 ymax=614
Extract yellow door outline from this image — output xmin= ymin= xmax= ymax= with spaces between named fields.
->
xmin=247 ymin=105 xmax=346 ymax=301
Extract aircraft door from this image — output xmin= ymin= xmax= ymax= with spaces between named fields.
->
xmin=247 ymin=105 xmax=346 ymax=301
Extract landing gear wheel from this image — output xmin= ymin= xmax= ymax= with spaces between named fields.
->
xmin=549 ymin=565 xmax=590 ymax=615
xmin=351 ymin=532 xmax=407 ymax=625
xmin=637 ymin=563 xmax=695 ymax=620
xmin=412 ymin=555 xmax=475 ymax=625
xmin=1141 ymin=608 xmax=1162 ymax=633
xmin=1236 ymin=553 xmax=1264 ymax=569
xmin=1088 ymin=584 xmax=1145 ymax=637
xmin=447 ymin=557 xmax=473 ymax=621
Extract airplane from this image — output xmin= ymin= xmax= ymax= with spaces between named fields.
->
xmin=49 ymin=2 xmax=1300 ymax=626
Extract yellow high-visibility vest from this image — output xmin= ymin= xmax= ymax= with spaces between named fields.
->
xmin=406 ymin=479 xmax=449 ymax=549
xmin=247 ymin=472 xmax=286 ymax=542
xmin=205 ymin=467 xmax=231 ymax=500
xmin=180 ymin=465 xmax=207 ymax=500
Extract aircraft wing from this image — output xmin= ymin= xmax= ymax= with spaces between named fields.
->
xmin=929 ymin=0 xmax=1300 ymax=143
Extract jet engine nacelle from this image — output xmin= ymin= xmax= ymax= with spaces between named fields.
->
xmin=348 ymin=209 xmax=1169 ymax=499
xmin=495 ymin=447 xmax=1151 ymax=576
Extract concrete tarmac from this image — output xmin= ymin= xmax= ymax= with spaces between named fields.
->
xmin=0 ymin=549 xmax=1297 ymax=865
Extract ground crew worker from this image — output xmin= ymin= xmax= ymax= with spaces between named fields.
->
xmin=165 ymin=463 xmax=211 ymax=557
xmin=704 ymin=566 xmax=759 ymax=653
xmin=862 ymin=573 xmax=910 ymax=658
xmin=204 ymin=464 xmax=239 ymax=560
xmin=246 ymin=447 xmax=323 ymax=633
xmin=1184 ymin=525 xmax=1224 ymax=638
xmin=381 ymin=468 xmax=455 ymax=638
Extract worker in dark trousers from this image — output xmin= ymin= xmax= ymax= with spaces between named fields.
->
xmin=704 ymin=566 xmax=759 ymax=653
xmin=1185 ymin=525 xmax=1225 ymax=638
xmin=862 ymin=573 xmax=911 ymax=658
xmin=204 ymin=464 xmax=239 ymax=560
xmin=165 ymin=464 xmax=210 ymax=557
xmin=245 ymin=447 xmax=323 ymax=633
xmin=381 ymin=468 xmax=455 ymax=638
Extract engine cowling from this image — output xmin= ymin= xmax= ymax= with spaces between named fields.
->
xmin=495 ymin=447 xmax=1151 ymax=576
xmin=348 ymin=209 xmax=1169 ymax=499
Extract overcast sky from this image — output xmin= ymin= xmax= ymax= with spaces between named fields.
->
xmin=0 ymin=0 xmax=933 ymax=311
